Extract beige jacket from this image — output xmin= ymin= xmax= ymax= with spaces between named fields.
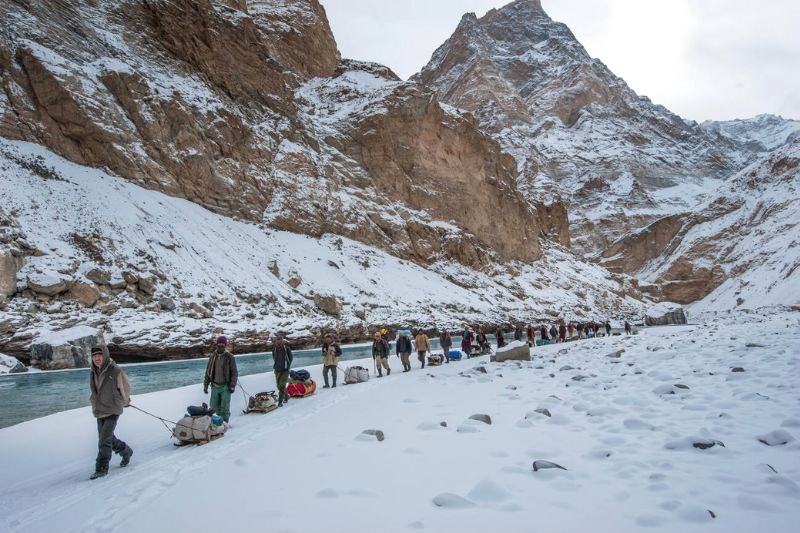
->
xmin=414 ymin=333 xmax=430 ymax=352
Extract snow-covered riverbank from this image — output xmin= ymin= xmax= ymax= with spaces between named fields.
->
xmin=1 ymin=313 xmax=798 ymax=533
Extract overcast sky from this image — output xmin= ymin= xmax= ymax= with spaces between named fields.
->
xmin=321 ymin=0 xmax=800 ymax=122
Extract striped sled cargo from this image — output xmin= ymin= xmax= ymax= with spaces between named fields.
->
xmin=287 ymin=369 xmax=317 ymax=398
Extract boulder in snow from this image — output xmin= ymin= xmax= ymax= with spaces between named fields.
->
xmin=0 ymin=251 xmax=23 ymax=297
xmin=358 ymin=429 xmax=385 ymax=442
xmin=0 ymin=352 xmax=28 ymax=373
xmin=85 ymin=268 xmax=110 ymax=285
xmin=69 ymin=281 xmax=101 ymax=307
xmin=138 ymin=276 xmax=157 ymax=295
xmin=29 ymin=326 xmax=103 ymax=370
xmin=532 ymin=460 xmax=567 ymax=472
xmin=757 ymin=430 xmax=795 ymax=446
xmin=26 ymin=272 xmax=69 ymax=296
xmin=645 ymin=302 xmax=687 ymax=326
xmin=468 ymin=413 xmax=492 ymax=425
xmin=493 ymin=340 xmax=530 ymax=362
xmin=314 ymin=294 xmax=342 ymax=316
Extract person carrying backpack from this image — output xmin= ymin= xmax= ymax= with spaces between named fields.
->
xmin=439 ymin=330 xmax=452 ymax=363
xmin=605 ymin=321 xmax=611 ymax=337
xmin=321 ymin=334 xmax=342 ymax=388
xmin=372 ymin=331 xmax=390 ymax=377
xmin=204 ymin=335 xmax=238 ymax=423
xmin=526 ymin=324 xmax=535 ymax=346
xmin=396 ymin=331 xmax=413 ymax=372
xmin=559 ymin=322 xmax=567 ymax=343
xmin=624 ymin=321 xmax=632 ymax=335
xmin=89 ymin=346 xmax=133 ymax=480
xmin=272 ymin=335 xmax=293 ymax=406
xmin=476 ymin=328 xmax=489 ymax=353
xmin=414 ymin=329 xmax=430 ymax=369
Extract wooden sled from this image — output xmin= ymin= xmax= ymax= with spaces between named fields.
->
xmin=173 ymin=433 xmax=224 ymax=447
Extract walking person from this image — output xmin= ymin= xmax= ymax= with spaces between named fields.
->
xmin=549 ymin=324 xmax=558 ymax=343
xmin=373 ymin=331 xmax=391 ymax=376
xmin=605 ymin=321 xmax=612 ymax=337
xmin=559 ymin=322 xmax=567 ymax=343
xmin=439 ymin=329 xmax=453 ymax=363
xmin=624 ymin=321 xmax=632 ymax=335
xmin=514 ymin=325 xmax=523 ymax=342
xmin=567 ymin=322 xmax=574 ymax=339
xmin=321 ymin=334 xmax=341 ymax=388
xmin=496 ymin=327 xmax=506 ymax=349
xmin=89 ymin=346 xmax=133 ymax=480
xmin=461 ymin=327 xmax=474 ymax=356
xmin=204 ymin=335 xmax=238 ymax=422
xmin=476 ymin=327 xmax=489 ymax=353
xmin=272 ymin=335 xmax=293 ymax=407
xmin=396 ymin=330 xmax=413 ymax=372
xmin=526 ymin=323 xmax=535 ymax=346
xmin=576 ymin=323 xmax=584 ymax=339
xmin=414 ymin=329 xmax=430 ymax=369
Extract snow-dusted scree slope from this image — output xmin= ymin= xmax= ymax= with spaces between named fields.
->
xmin=0 ymin=139 xmax=643 ymax=356
xmin=0 ymin=315 xmax=798 ymax=532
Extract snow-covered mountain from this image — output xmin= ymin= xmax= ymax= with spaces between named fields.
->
xmin=413 ymin=0 xmax=753 ymax=255
xmin=0 ymin=138 xmax=644 ymax=359
xmin=599 ymin=139 xmax=800 ymax=309
xmin=702 ymin=114 xmax=800 ymax=153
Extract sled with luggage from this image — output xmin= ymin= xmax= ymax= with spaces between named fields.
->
xmin=446 ymin=350 xmax=463 ymax=361
xmin=243 ymin=391 xmax=279 ymax=414
xmin=468 ymin=343 xmax=491 ymax=357
xmin=344 ymin=365 xmax=370 ymax=384
xmin=427 ymin=353 xmax=444 ymax=366
xmin=172 ymin=404 xmax=228 ymax=446
xmin=287 ymin=378 xmax=317 ymax=398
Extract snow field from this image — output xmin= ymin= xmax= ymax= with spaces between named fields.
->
xmin=1 ymin=313 xmax=799 ymax=532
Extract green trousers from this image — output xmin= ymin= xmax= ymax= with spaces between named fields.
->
xmin=209 ymin=386 xmax=231 ymax=422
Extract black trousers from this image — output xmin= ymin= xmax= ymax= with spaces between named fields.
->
xmin=96 ymin=415 xmax=128 ymax=471
xmin=323 ymin=365 xmax=337 ymax=386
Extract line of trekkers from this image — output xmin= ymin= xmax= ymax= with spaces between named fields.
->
xmin=87 ymin=320 xmax=633 ymax=479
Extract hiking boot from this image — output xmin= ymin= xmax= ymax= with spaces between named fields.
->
xmin=387 ymin=368 xmax=391 ymax=376
xmin=120 ymin=447 xmax=133 ymax=468
xmin=332 ymin=384 xmax=336 ymax=388
xmin=90 ymin=469 xmax=107 ymax=480
xmin=322 ymin=384 xmax=330 ymax=389
xmin=377 ymin=371 xmax=383 ymax=378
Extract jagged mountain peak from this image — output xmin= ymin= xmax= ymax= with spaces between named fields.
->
xmin=415 ymin=1 xmax=744 ymax=257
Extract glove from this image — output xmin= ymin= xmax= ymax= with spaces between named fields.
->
xmin=229 ymin=387 xmax=235 ymax=394
xmin=203 ymin=387 xmax=208 ymax=394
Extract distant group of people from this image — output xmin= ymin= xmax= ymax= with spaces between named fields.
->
xmin=87 ymin=318 xmax=635 ymax=480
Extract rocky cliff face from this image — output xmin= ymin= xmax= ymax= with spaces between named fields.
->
xmin=600 ymin=140 xmax=800 ymax=306
xmin=0 ymin=0 xmax=564 ymax=269
xmin=414 ymin=0 xmax=746 ymax=255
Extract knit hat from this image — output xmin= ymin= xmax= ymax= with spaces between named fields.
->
xmin=216 ymin=335 xmax=228 ymax=345
xmin=91 ymin=346 xmax=104 ymax=356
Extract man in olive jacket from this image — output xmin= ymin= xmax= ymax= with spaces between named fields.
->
xmin=273 ymin=335 xmax=293 ymax=406
xmin=89 ymin=346 xmax=133 ymax=480
xmin=204 ymin=335 xmax=238 ymax=423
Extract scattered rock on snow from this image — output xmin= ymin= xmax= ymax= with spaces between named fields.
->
xmin=674 ymin=383 xmax=690 ymax=390
xmin=533 ymin=408 xmax=552 ymax=418
xmin=757 ymin=430 xmax=795 ymax=446
xmin=532 ymin=460 xmax=567 ymax=472
xmin=85 ymin=268 xmax=110 ymax=285
xmin=69 ymin=281 xmax=101 ymax=307
xmin=606 ymin=349 xmax=625 ymax=358
xmin=731 ymin=367 xmax=745 ymax=372
xmin=314 ymin=294 xmax=342 ymax=316
xmin=27 ymin=272 xmax=68 ymax=296
xmin=359 ymin=429 xmax=385 ymax=442
xmin=469 ymin=414 xmax=492 ymax=425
